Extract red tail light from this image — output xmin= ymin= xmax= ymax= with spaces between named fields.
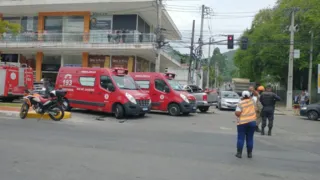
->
xmin=203 ymin=94 xmax=208 ymax=101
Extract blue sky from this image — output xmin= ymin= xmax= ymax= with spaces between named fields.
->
xmin=165 ymin=0 xmax=277 ymax=56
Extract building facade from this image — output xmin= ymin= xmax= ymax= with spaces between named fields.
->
xmin=0 ymin=0 xmax=182 ymax=82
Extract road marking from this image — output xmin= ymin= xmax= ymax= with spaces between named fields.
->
xmin=219 ymin=126 xmax=232 ymax=130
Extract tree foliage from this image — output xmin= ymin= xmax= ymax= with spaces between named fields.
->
xmin=0 ymin=20 xmax=21 ymax=34
xmin=233 ymin=0 xmax=320 ymax=90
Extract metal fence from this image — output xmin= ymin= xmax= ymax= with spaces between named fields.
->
xmin=1 ymin=32 xmax=156 ymax=44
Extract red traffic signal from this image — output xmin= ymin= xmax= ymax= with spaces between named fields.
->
xmin=227 ymin=35 xmax=234 ymax=49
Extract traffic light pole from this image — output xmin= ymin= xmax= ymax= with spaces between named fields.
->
xmin=196 ymin=4 xmax=205 ymax=86
xmin=286 ymin=9 xmax=297 ymax=110
xmin=188 ymin=20 xmax=195 ymax=84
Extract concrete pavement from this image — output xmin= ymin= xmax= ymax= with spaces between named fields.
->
xmin=0 ymin=108 xmax=320 ymax=180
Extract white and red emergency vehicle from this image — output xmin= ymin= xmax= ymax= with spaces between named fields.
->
xmin=0 ymin=63 xmax=34 ymax=102
xmin=129 ymin=72 xmax=197 ymax=116
xmin=55 ymin=67 xmax=151 ymax=119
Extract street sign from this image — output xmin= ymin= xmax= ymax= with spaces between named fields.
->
xmin=294 ymin=49 xmax=300 ymax=58
xmin=318 ymin=64 xmax=320 ymax=94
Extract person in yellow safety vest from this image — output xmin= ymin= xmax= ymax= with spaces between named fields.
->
xmin=235 ymin=91 xmax=257 ymax=158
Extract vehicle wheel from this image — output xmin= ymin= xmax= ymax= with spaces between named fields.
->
xmin=199 ymin=106 xmax=210 ymax=112
xmin=307 ymin=110 xmax=319 ymax=120
xmin=114 ymin=104 xmax=125 ymax=119
xmin=183 ymin=112 xmax=190 ymax=116
xmin=19 ymin=103 xmax=29 ymax=119
xmin=48 ymin=106 xmax=65 ymax=121
xmin=139 ymin=113 xmax=146 ymax=117
xmin=62 ymin=98 xmax=72 ymax=111
xmin=168 ymin=103 xmax=181 ymax=116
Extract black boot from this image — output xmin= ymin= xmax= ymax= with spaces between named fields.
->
xmin=268 ymin=128 xmax=272 ymax=136
xmin=247 ymin=150 xmax=253 ymax=158
xmin=235 ymin=149 xmax=242 ymax=158
xmin=255 ymin=126 xmax=261 ymax=133
xmin=261 ymin=128 xmax=265 ymax=135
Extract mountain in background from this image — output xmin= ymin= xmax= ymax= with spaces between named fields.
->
xmin=222 ymin=50 xmax=237 ymax=80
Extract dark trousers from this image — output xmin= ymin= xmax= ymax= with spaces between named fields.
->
xmin=261 ymin=108 xmax=274 ymax=129
xmin=237 ymin=121 xmax=256 ymax=151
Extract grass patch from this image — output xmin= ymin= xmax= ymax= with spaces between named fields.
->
xmin=0 ymin=103 xmax=22 ymax=107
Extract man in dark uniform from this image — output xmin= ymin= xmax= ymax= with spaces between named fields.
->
xmin=259 ymin=85 xmax=281 ymax=136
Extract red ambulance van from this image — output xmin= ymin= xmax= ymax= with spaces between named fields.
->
xmin=129 ymin=72 xmax=197 ymax=116
xmin=55 ymin=67 xmax=151 ymax=119
xmin=0 ymin=63 xmax=33 ymax=102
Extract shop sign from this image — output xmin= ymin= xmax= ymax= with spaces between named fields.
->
xmin=64 ymin=64 xmax=82 ymax=67
xmin=90 ymin=15 xmax=112 ymax=30
xmin=42 ymin=64 xmax=60 ymax=71
xmin=112 ymin=56 xmax=129 ymax=69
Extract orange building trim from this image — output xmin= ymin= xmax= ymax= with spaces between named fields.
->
xmin=38 ymin=11 xmax=91 ymax=42
xmin=82 ymin=52 xmax=89 ymax=67
xmin=36 ymin=52 xmax=44 ymax=82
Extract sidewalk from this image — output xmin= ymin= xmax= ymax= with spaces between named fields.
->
xmin=0 ymin=106 xmax=20 ymax=117
xmin=275 ymin=105 xmax=294 ymax=116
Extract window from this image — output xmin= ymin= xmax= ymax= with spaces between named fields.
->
xmin=79 ymin=77 xmax=95 ymax=86
xmin=189 ymin=85 xmax=202 ymax=92
xmin=112 ymin=75 xmax=138 ymax=90
xmin=167 ymin=79 xmax=183 ymax=91
xmin=155 ymin=79 xmax=167 ymax=91
xmin=100 ymin=76 xmax=113 ymax=89
xmin=136 ymin=80 xmax=150 ymax=89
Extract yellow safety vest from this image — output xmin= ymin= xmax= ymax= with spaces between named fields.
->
xmin=238 ymin=99 xmax=257 ymax=125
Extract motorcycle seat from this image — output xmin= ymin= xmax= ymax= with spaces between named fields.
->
xmin=39 ymin=96 xmax=50 ymax=103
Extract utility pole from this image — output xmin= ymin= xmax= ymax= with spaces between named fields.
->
xmin=155 ymin=0 xmax=163 ymax=72
xmin=206 ymin=37 xmax=211 ymax=88
xmin=188 ymin=20 xmax=195 ymax=84
xmin=286 ymin=8 xmax=298 ymax=110
xmin=308 ymin=31 xmax=314 ymax=103
xmin=195 ymin=4 xmax=205 ymax=86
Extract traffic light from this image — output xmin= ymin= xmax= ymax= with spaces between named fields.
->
xmin=227 ymin=35 xmax=234 ymax=49
xmin=241 ymin=37 xmax=248 ymax=50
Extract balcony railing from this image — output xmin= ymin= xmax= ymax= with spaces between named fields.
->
xmin=1 ymin=32 xmax=156 ymax=44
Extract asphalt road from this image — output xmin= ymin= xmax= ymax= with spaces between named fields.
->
xmin=0 ymin=108 xmax=320 ymax=180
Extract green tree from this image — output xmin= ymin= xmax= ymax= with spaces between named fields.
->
xmin=0 ymin=20 xmax=21 ymax=34
xmin=233 ymin=0 xmax=320 ymax=90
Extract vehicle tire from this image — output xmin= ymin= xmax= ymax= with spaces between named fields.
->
xmin=139 ymin=113 xmax=146 ymax=117
xmin=199 ymin=106 xmax=210 ymax=113
xmin=48 ymin=106 xmax=65 ymax=121
xmin=307 ymin=110 xmax=319 ymax=120
xmin=114 ymin=104 xmax=125 ymax=119
xmin=168 ymin=103 xmax=181 ymax=116
xmin=62 ymin=98 xmax=72 ymax=111
xmin=19 ymin=103 xmax=29 ymax=119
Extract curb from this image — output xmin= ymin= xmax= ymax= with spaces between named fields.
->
xmin=0 ymin=110 xmax=71 ymax=120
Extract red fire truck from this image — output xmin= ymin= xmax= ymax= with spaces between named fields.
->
xmin=0 ymin=63 xmax=34 ymax=102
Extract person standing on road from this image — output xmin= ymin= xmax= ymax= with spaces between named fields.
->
xmin=249 ymin=86 xmax=264 ymax=133
xmin=260 ymin=85 xmax=281 ymax=136
xmin=235 ymin=91 xmax=257 ymax=158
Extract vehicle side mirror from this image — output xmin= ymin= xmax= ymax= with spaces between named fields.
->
xmin=107 ymin=83 xmax=115 ymax=92
xmin=164 ymin=86 xmax=170 ymax=93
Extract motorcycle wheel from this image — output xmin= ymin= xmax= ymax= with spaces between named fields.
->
xmin=48 ymin=106 xmax=65 ymax=121
xmin=20 ymin=103 xmax=29 ymax=119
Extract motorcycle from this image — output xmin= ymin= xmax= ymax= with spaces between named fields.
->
xmin=20 ymin=89 xmax=67 ymax=121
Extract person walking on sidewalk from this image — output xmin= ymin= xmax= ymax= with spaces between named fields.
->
xmin=259 ymin=85 xmax=281 ymax=136
xmin=235 ymin=91 xmax=257 ymax=158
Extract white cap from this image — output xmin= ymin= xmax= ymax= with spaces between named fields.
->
xmin=242 ymin=90 xmax=251 ymax=97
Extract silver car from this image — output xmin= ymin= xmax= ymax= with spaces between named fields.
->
xmin=216 ymin=91 xmax=240 ymax=110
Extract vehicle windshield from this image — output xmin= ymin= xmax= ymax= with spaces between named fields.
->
xmin=221 ymin=91 xmax=239 ymax=99
xmin=112 ymin=75 xmax=138 ymax=90
xmin=167 ymin=79 xmax=184 ymax=91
